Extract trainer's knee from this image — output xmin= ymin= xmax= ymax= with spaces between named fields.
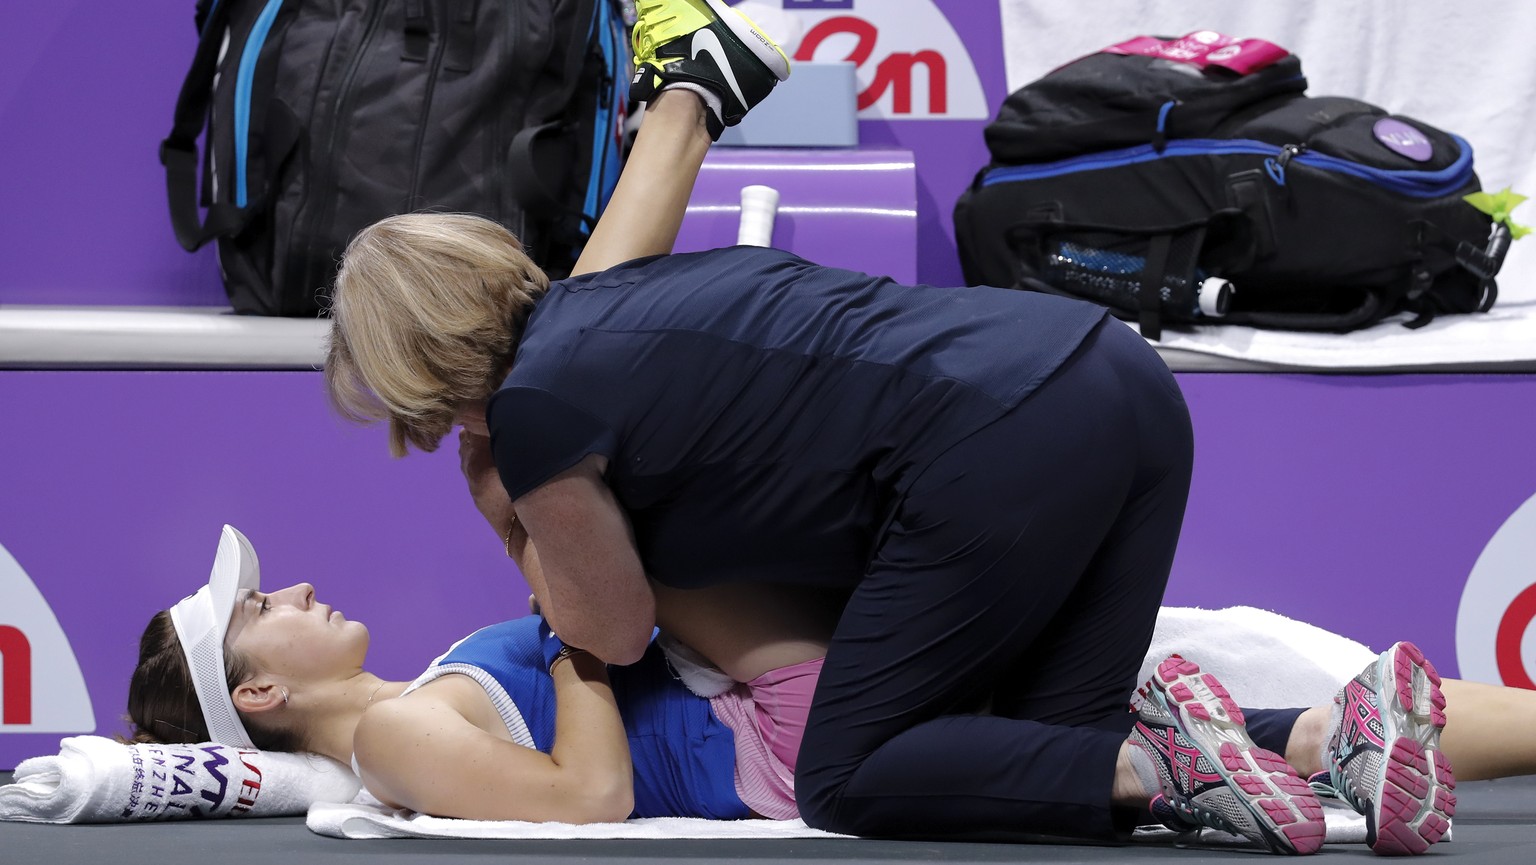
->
xmin=793 ymin=764 xmax=856 ymax=833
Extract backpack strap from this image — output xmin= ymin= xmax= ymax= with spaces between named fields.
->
xmin=1135 ymin=227 xmax=1208 ymax=341
xmin=506 ymin=0 xmax=604 ymax=235
xmin=1230 ymin=291 xmax=1387 ymax=331
xmin=1402 ymin=218 xmax=1505 ymax=328
xmin=402 ymin=0 xmax=431 ymax=64
xmin=1452 ymin=222 xmax=1508 ymax=312
xmin=159 ymin=3 xmax=246 ymax=252
xmin=443 ymin=0 xmax=480 ymax=73
xmin=1138 ymin=234 xmax=1173 ymax=340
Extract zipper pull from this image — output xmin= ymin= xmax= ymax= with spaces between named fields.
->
xmin=1263 ymin=143 xmax=1307 ymax=186
xmin=1278 ymin=143 xmax=1307 ymax=169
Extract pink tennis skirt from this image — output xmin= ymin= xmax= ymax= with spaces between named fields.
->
xmin=708 ymin=657 xmax=823 ymax=820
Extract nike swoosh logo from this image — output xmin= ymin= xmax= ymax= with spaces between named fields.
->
xmin=690 ymin=28 xmax=747 ymax=108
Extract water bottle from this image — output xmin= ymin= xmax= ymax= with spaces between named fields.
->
xmin=1045 ymin=241 xmax=1234 ymax=318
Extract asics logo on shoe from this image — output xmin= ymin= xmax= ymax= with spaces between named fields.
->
xmin=1138 ymin=724 xmax=1221 ymax=788
xmin=690 ymin=29 xmax=748 ymax=108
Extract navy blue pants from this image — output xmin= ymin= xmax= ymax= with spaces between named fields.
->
xmin=795 ymin=320 xmax=1306 ymax=840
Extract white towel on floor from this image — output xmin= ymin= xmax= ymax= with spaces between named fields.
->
xmin=307 ymin=804 xmax=850 ymax=840
xmin=0 ymin=735 xmax=359 ymax=823
xmin=308 ymin=797 xmax=1367 ymax=844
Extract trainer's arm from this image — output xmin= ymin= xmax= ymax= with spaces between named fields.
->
xmin=569 ymin=90 xmax=712 ymax=277
xmin=513 ymin=454 xmax=655 ymax=664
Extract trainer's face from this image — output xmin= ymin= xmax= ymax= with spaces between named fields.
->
xmin=224 ymin=582 xmax=369 ymax=681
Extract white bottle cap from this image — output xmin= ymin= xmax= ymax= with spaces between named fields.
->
xmin=1198 ymin=276 xmax=1234 ymax=317
xmin=737 ymin=185 xmax=780 ymax=247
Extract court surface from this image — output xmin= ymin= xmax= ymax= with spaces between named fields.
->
xmin=2 ymin=774 xmax=1533 ymax=865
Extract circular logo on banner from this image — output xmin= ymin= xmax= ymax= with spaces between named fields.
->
xmin=1373 ymin=118 xmax=1433 ymax=162
xmin=0 ymin=541 xmax=96 ymax=732
xmin=1456 ymin=492 xmax=1536 ymax=687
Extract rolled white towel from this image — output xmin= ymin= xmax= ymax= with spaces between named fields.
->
xmin=0 ymin=735 xmax=360 ymax=823
xmin=1141 ymin=606 xmax=1378 ymax=709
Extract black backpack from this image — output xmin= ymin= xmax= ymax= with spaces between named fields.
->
xmin=954 ymin=38 xmax=1509 ymax=339
xmin=161 ymin=0 xmax=629 ymax=317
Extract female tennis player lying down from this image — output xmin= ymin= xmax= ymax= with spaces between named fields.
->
xmin=129 ymin=526 xmax=1532 ymax=849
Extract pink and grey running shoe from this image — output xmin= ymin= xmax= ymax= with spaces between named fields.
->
xmin=1131 ymin=656 xmax=1327 ymax=855
xmin=1319 ymin=641 xmax=1456 ymax=856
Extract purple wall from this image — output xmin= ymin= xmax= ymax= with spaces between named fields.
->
xmin=0 ymin=2 xmax=226 ymax=306
xmin=859 ymin=0 xmax=1006 ymax=287
xmin=675 ymin=148 xmax=918 ymax=283
xmin=1169 ymin=374 xmax=1536 ymax=669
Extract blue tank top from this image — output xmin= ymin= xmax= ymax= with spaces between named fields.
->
xmin=407 ymin=617 xmax=748 ymax=819
xmin=488 ymin=247 xmax=1106 ymax=589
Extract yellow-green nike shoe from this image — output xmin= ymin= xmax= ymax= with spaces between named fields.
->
xmin=629 ymin=0 xmax=791 ymax=139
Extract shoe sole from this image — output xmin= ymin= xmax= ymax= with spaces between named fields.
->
xmin=1150 ymin=657 xmax=1327 ymax=855
xmin=1363 ymin=642 xmax=1456 ymax=856
xmin=699 ymin=0 xmax=791 ymax=81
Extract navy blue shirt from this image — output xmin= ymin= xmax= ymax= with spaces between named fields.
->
xmin=488 ymin=247 xmax=1105 ymax=589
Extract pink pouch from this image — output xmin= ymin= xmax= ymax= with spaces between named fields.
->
xmin=1103 ymin=31 xmax=1289 ymax=75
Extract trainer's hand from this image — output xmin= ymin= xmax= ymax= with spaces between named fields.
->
xmin=458 ymin=429 xmax=516 ymax=540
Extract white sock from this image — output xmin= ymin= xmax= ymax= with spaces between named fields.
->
xmin=1126 ymin=739 xmax=1164 ymax=800
xmin=1319 ymin=690 xmax=1346 ymax=780
xmin=660 ymin=82 xmax=723 ymax=124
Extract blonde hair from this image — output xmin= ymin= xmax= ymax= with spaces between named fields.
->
xmin=325 ymin=213 xmax=550 ymax=456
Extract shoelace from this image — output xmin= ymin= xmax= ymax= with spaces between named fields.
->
xmin=630 ymin=1 xmax=684 ymax=64
xmin=1308 ymin=775 xmax=1342 ymax=800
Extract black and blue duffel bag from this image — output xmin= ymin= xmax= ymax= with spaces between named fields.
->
xmin=161 ymin=0 xmax=630 ymax=317
xmin=954 ymin=33 xmax=1509 ymax=339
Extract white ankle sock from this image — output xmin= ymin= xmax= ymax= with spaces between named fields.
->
xmin=660 ymin=82 xmax=722 ymax=124
xmin=1319 ymin=691 xmax=1346 ymax=779
xmin=1126 ymin=740 xmax=1163 ymax=800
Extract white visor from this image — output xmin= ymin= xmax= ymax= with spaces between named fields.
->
xmin=168 ymin=524 xmax=261 ymax=748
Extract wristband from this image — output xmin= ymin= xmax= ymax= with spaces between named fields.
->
xmin=538 ymin=617 xmax=586 ymax=672
xmin=548 ymin=645 xmax=588 ymax=673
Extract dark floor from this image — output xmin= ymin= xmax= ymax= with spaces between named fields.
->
xmin=2 ymin=773 xmax=1533 ymax=864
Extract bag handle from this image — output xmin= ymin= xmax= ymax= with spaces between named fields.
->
xmin=403 ymin=0 xmax=430 ymax=63
xmin=1452 ymin=223 xmax=1507 ymax=312
xmin=1138 ymin=234 xmax=1174 ymax=340
xmin=160 ymin=2 xmax=248 ymax=252
xmin=507 ymin=0 xmax=604 ymax=237
xmin=444 ymin=0 xmax=480 ymax=73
